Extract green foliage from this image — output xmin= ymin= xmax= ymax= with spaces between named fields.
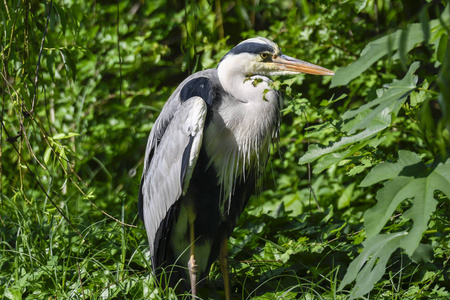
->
xmin=1 ymin=0 xmax=449 ymax=299
xmin=295 ymin=3 xmax=450 ymax=299
xmin=300 ymin=62 xmax=420 ymax=173
xmin=339 ymin=231 xmax=408 ymax=300
xmin=330 ymin=5 xmax=449 ymax=87
xmin=340 ymin=151 xmax=450 ymax=299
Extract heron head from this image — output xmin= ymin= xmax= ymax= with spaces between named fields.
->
xmin=218 ymin=37 xmax=334 ymax=77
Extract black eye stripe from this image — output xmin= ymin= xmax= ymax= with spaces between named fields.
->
xmin=229 ymin=42 xmax=274 ymax=55
xmin=218 ymin=42 xmax=278 ymax=65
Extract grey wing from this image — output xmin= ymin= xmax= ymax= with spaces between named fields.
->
xmin=138 ymin=73 xmax=217 ymax=224
xmin=140 ymin=96 xmax=207 ymax=256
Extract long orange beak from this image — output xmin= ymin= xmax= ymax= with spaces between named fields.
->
xmin=273 ymin=54 xmax=334 ymax=76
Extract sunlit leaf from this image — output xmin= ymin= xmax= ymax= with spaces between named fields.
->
xmin=339 ymin=232 xmax=408 ymax=299
xmin=331 ymin=4 xmax=449 ymax=87
xmin=364 ymin=151 xmax=450 ymax=247
xmin=331 ymin=24 xmax=424 ymax=87
xmin=337 ymin=182 xmax=355 ymax=209
xmin=342 ymin=151 xmax=450 ymax=298
xmin=44 ymin=147 xmax=52 ymax=164
xmin=300 ymin=63 xmax=420 ymax=172
xmin=53 ymin=132 xmax=80 ymax=140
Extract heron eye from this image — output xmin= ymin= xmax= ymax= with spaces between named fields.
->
xmin=260 ymin=53 xmax=269 ymax=60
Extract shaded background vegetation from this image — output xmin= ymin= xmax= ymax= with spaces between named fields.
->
xmin=1 ymin=0 xmax=449 ymax=299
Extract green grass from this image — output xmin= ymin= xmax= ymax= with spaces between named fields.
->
xmin=2 ymin=187 xmax=448 ymax=299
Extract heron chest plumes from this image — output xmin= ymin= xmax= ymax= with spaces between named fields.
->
xmin=204 ymin=75 xmax=281 ymax=212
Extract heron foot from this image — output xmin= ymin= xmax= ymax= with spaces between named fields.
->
xmin=188 ymin=254 xmax=198 ymax=299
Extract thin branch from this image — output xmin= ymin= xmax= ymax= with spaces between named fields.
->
xmin=3 ymin=0 xmax=11 ymax=20
xmin=62 ymin=166 xmax=135 ymax=228
xmin=77 ymin=262 xmax=86 ymax=300
xmin=86 ymin=197 xmax=137 ymax=228
xmin=215 ymin=0 xmax=224 ymax=39
xmin=1 ymin=120 xmax=85 ymax=240
xmin=30 ymin=0 xmax=53 ymax=114
xmin=116 ymin=0 xmax=122 ymax=101
xmin=301 ymin=110 xmax=321 ymax=212
xmin=0 ymin=71 xmax=24 ymax=103
xmin=307 ymin=162 xmax=321 ymax=211
xmin=20 ymin=121 xmax=47 ymax=170
xmin=1 ymin=45 xmax=5 ymax=207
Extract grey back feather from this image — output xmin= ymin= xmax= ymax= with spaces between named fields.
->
xmin=139 ymin=70 xmax=217 ymax=257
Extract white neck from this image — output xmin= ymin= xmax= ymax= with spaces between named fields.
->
xmin=217 ymin=53 xmax=266 ymax=102
xmin=210 ymin=54 xmax=282 ymax=214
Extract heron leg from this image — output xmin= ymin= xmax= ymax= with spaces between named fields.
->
xmin=219 ymin=238 xmax=231 ymax=300
xmin=188 ymin=219 xmax=198 ymax=299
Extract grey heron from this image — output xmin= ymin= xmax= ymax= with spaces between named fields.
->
xmin=139 ymin=37 xmax=334 ymax=299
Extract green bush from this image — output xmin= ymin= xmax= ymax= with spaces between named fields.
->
xmin=1 ymin=0 xmax=448 ymax=298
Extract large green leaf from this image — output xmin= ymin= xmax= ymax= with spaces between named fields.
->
xmin=362 ymin=151 xmax=450 ymax=250
xmin=331 ymin=5 xmax=449 ymax=87
xmin=339 ymin=232 xmax=407 ymax=300
xmin=299 ymin=62 xmax=419 ymax=172
xmin=360 ymin=150 xmax=424 ymax=186
xmin=331 ymin=23 xmax=424 ymax=87
xmin=299 ymin=122 xmax=385 ymax=165
xmin=340 ymin=151 xmax=450 ymax=298
xmin=341 ymin=62 xmax=419 ymax=134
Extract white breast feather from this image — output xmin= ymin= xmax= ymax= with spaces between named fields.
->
xmin=204 ymin=82 xmax=280 ymax=214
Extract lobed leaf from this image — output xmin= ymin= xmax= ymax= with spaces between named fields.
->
xmin=363 ymin=152 xmax=450 ymax=245
xmin=339 ymin=232 xmax=408 ymax=299
xmin=343 ymin=153 xmax=450 ymax=298
xmin=299 ymin=63 xmax=420 ymax=172
xmin=331 ymin=24 xmax=424 ymax=87
xmin=331 ymin=5 xmax=449 ymax=87
xmin=341 ymin=62 xmax=419 ymax=134
xmin=360 ymin=150 xmax=423 ymax=187
xmin=299 ymin=123 xmax=385 ymax=165
xmin=401 ymin=161 xmax=450 ymax=255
